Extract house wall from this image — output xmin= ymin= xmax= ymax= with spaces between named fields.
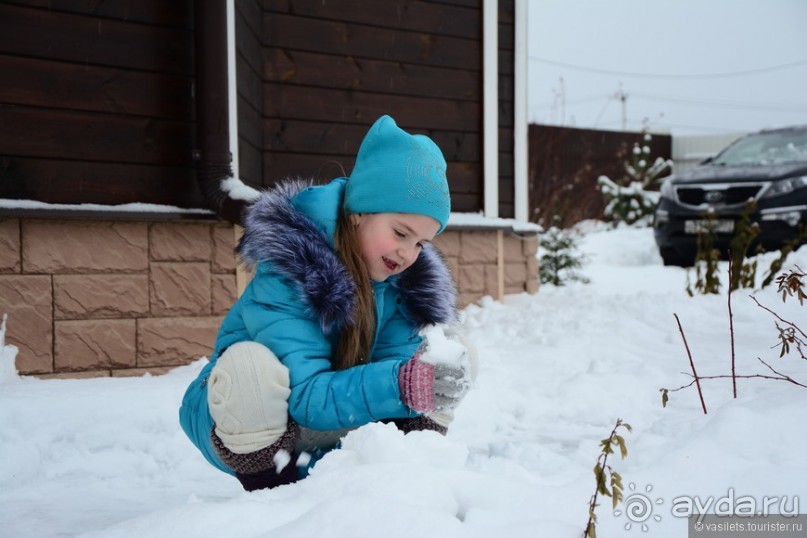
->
xmin=496 ymin=0 xmax=516 ymax=218
xmin=0 ymin=1 xmax=202 ymax=208
xmin=0 ymin=217 xmax=537 ymax=377
xmin=0 ymin=1 xmax=537 ymax=378
xmin=1 ymin=0 xmax=516 ymax=215
xmin=235 ymin=0 xmax=516 ymax=217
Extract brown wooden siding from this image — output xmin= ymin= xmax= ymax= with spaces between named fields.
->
xmin=497 ymin=0 xmax=515 ymax=217
xmin=0 ymin=1 xmax=203 ymax=207
xmin=1 ymin=0 xmax=515 ymax=215
xmin=249 ymin=0 xmax=495 ymax=214
xmin=235 ymin=0 xmax=265 ymax=187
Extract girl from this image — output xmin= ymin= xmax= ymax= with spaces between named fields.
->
xmin=179 ymin=115 xmax=475 ymax=491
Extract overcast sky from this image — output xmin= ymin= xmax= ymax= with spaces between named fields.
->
xmin=527 ymin=0 xmax=807 ymax=137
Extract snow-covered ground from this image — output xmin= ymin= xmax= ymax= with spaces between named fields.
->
xmin=1 ymin=225 xmax=805 ymax=538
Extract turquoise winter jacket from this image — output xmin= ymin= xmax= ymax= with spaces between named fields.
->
xmin=179 ymin=178 xmax=457 ymax=474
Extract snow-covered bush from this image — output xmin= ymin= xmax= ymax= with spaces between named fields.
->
xmin=597 ymin=132 xmax=672 ymax=227
xmin=539 ymin=218 xmax=589 ymax=286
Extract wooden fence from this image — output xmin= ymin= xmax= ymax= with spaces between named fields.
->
xmin=528 ymin=124 xmax=672 ymax=227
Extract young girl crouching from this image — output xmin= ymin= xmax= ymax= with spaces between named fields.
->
xmin=179 ymin=115 xmax=476 ymax=491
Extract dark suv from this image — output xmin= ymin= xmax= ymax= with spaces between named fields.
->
xmin=654 ymin=126 xmax=807 ymax=266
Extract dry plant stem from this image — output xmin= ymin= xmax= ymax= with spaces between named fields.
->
xmin=728 ymin=255 xmax=737 ymax=398
xmin=749 ymin=295 xmax=807 ymax=360
xmin=668 ymin=358 xmax=807 ymax=392
xmin=674 ymin=313 xmax=708 ymax=414
xmin=750 ymin=295 xmax=807 ymax=341
xmin=584 ymin=419 xmax=621 ymax=538
xmin=757 ymin=357 xmax=807 ymax=388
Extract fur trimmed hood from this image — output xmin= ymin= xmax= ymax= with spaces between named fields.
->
xmin=237 ymin=179 xmax=457 ymax=334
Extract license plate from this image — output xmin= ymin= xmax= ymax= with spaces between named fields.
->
xmin=684 ymin=219 xmax=735 ymax=234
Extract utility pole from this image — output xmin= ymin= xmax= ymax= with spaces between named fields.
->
xmin=550 ymin=77 xmax=566 ymax=125
xmin=559 ymin=77 xmax=566 ymax=126
xmin=615 ymin=84 xmax=628 ymax=131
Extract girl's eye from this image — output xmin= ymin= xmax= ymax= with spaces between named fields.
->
xmin=394 ymin=229 xmax=406 ymax=238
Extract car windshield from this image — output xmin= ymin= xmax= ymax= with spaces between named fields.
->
xmin=712 ymin=130 xmax=807 ymax=165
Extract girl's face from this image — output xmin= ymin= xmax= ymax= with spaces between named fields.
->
xmin=351 ymin=212 xmax=440 ymax=282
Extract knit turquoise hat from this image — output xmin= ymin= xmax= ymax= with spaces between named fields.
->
xmin=344 ymin=115 xmax=451 ymax=234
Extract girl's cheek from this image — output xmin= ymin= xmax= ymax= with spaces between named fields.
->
xmin=376 ymin=235 xmax=399 ymax=253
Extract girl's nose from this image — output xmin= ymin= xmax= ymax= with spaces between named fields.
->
xmin=397 ymin=245 xmax=412 ymax=265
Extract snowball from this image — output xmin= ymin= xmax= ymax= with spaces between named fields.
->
xmin=418 ymin=325 xmax=468 ymax=370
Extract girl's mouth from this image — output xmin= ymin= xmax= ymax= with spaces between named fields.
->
xmin=382 ymin=256 xmax=399 ymax=272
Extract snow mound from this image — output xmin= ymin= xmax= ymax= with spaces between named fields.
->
xmin=0 ymin=227 xmax=805 ymax=538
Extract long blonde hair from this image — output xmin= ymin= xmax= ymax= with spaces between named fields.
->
xmin=333 ymin=209 xmax=376 ymax=369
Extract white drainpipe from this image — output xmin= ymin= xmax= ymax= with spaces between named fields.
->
xmin=483 ymin=0 xmax=499 ymax=218
xmin=226 ymin=0 xmax=240 ymax=181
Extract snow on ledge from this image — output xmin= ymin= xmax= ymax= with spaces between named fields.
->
xmin=0 ymin=199 xmax=543 ymax=234
xmin=0 ymin=198 xmax=215 ymax=216
xmin=448 ymin=212 xmax=542 ymax=234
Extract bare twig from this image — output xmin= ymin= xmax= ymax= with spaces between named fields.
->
xmin=674 ymin=313 xmax=708 ymax=414
xmin=749 ymin=295 xmax=807 ymax=340
xmin=728 ymin=254 xmax=737 ymax=398
xmin=756 ymin=357 xmax=807 ymax=388
xmin=666 ymin=365 xmax=807 ymax=392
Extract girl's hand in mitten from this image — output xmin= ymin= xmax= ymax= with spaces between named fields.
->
xmin=398 ymin=355 xmax=469 ymax=413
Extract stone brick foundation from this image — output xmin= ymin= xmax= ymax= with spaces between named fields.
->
xmin=0 ymin=218 xmax=538 ymax=377
xmin=0 ymin=218 xmax=236 ymax=377
xmin=432 ymin=228 xmax=539 ymax=306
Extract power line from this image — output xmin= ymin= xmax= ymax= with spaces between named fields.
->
xmin=529 ymin=55 xmax=807 ymax=79
xmin=595 ymin=117 xmax=746 ymax=134
xmin=631 ymin=92 xmax=807 ymax=112
xmin=532 ymin=93 xmax=608 ymax=110
xmin=533 ymin=91 xmax=807 ymax=113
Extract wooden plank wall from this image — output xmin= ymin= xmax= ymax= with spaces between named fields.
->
xmin=0 ymin=1 xmax=203 ymax=207
xmin=497 ymin=0 xmax=514 ymax=217
xmin=235 ymin=0 xmax=265 ymax=187
xmin=0 ymin=0 xmax=515 ymax=215
xmin=239 ymin=0 xmax=514 ymax=215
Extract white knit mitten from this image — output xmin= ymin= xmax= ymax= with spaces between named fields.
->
xmin=207 ymin=342 xmax=291 ymax=454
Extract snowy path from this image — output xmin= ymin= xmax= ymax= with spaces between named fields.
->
xmin=1 ymin=226 xmax=804 ymax=537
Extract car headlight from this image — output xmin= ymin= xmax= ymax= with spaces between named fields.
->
xmin=659 ymin=178 xmax=675 ymax=200
xmin=761 ymin=176 xmax=807 ymax=198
